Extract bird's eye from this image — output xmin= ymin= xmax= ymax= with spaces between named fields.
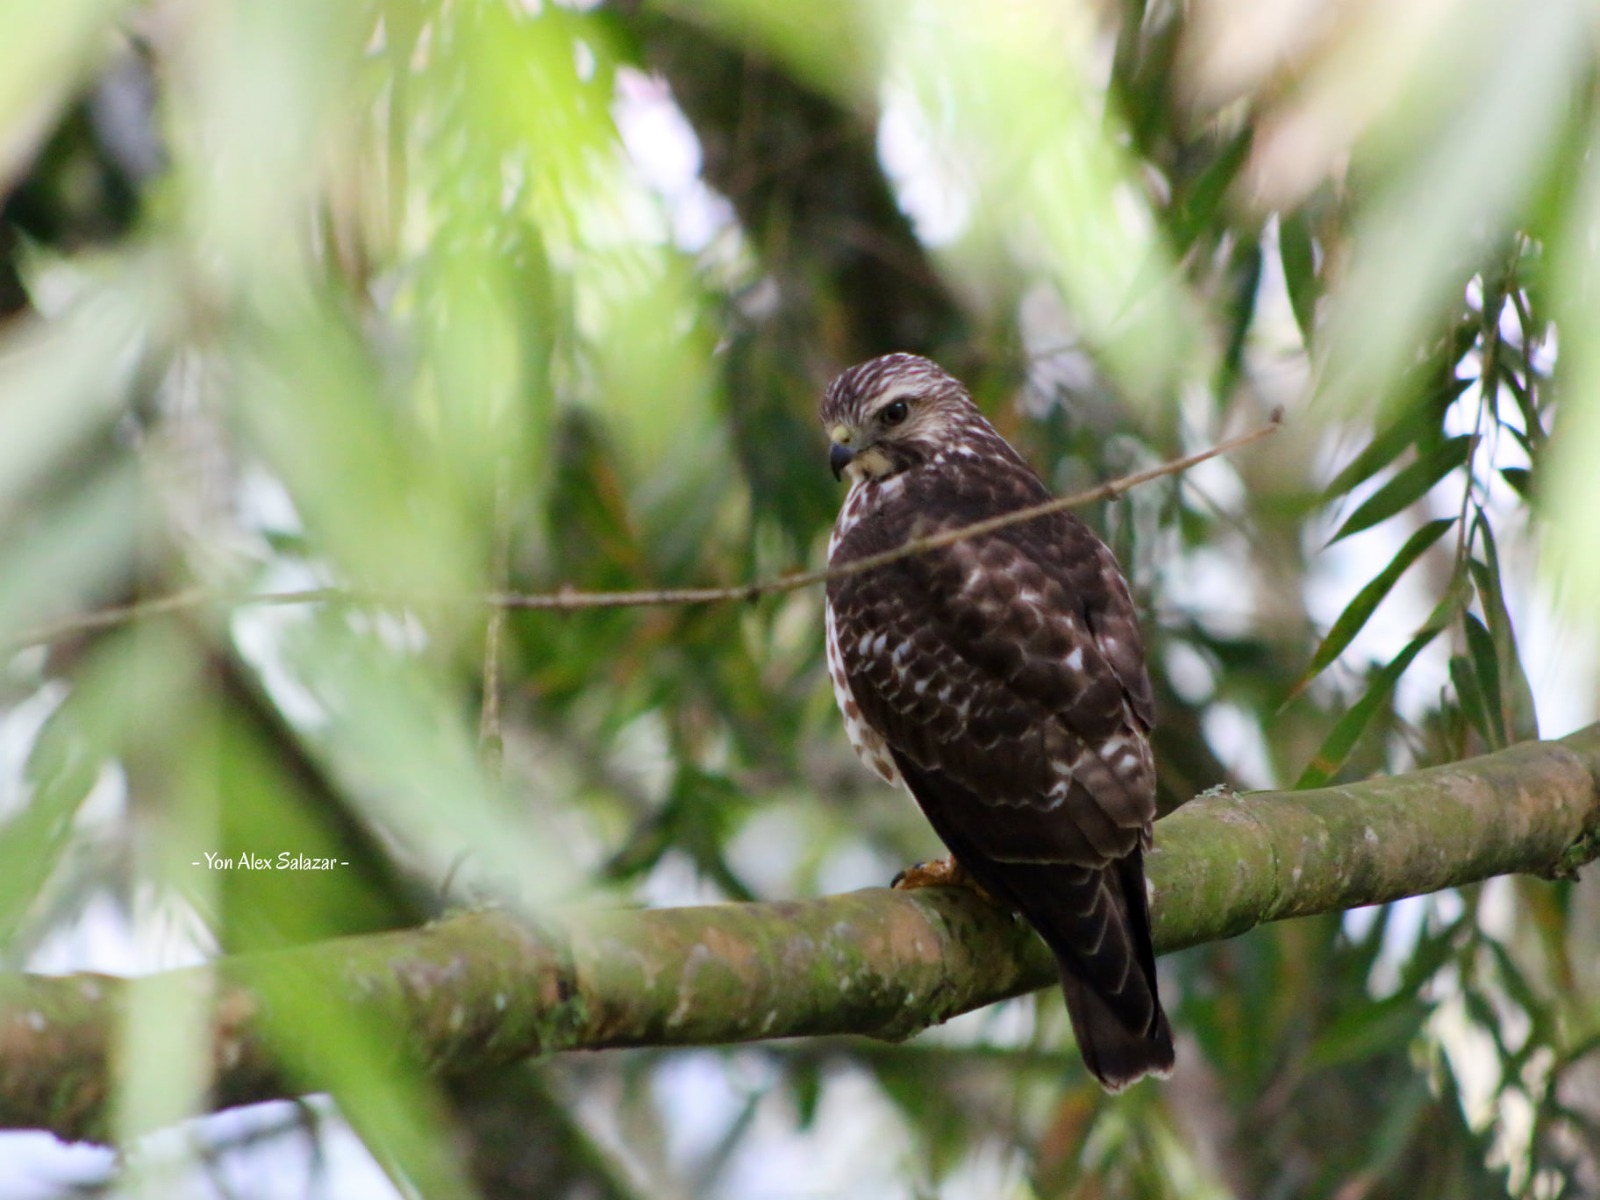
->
xmin=880 ymin=399 xmax=910 ymax=426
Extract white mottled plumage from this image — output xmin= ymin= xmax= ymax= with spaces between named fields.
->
xmin=824 ymin=596 xmax=903 ymax=787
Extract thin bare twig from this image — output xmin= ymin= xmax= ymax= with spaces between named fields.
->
xmin=9 ymin=412 xmax=1281 ymax=649
xmin=479 ymin=467 xmax=512 ymax=782
xmin=491 ymin=411 xmax=1281 ymax=607
xmin=11 ymin=587 xmax=347 ymax=649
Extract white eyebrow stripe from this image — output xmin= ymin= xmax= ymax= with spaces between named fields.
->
xmin=871 ymin=381 xmax=923 ymax=410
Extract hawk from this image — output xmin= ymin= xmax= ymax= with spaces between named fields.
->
xmin=820 ymin=352 xmax=1174 ymax=1090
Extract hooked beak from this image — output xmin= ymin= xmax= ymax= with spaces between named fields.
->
xmin=829 ymin=441 xmax=855 ymax=481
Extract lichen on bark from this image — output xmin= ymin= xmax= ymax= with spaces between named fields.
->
xmin=0 ymin=725 xmax=1595 ymax=1143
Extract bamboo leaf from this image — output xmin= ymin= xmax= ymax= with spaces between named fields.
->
xmin=1305 ymin=995 xmax=1428 ymax=1070
xmin=1279 ymin=210 xmax=1319 ymax=347
xmin=1323 ymin=379 xmax=1470 ymax=502
xmin=1328 ymin=435 xmax=1473 ymax=545
xmin=1469 ymin=520 xmax=1541 ymax=742
xmin=1 ymin=704 xmax=99 ymax=950
xmin=1481 ymin=938 xmax=1552 ymax=1059
xmin=1174 ymin=128 xmax=1253 ymax=250
xmin=789 ymin=1057 xmax=823 ymax=1129
xmin=1508 ymin=371 xmax=1548 ymax=451
xmin=1294 ymin=517 xmax=1456 ymax=695
xmin=1358 ymin=1075 xmax=1434 ymax=1181
xmin=1295 ymin=624 xmax=1444 ymax=789
xmin=1342 ymin=901 xmax=1394 ymax=980
xmin=1450 ymin=653 xmax=1494 ymax=747
xmin=1499 ymin=466 xmax=1534 ymax=499
xmin=1216 ymin=241 xmax=1263 ymax=399
xmin=1462 ymin=612 xmax=1507 ymax=749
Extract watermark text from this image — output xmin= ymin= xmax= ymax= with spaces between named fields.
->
xmin=192 ymin=851 xmax=350 ymax=871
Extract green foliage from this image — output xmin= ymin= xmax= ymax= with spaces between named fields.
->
xmin=1 ymin=0 xmax=1598 ymax=1197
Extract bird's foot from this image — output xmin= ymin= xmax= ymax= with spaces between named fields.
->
xmin=891 ymin=856 xmax=997 ymax=903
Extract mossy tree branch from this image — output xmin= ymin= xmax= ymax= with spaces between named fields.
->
xmin=3 ymin=726 xmax=1597 ymax=1144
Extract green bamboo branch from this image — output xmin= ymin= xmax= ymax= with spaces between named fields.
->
xmin=3 ymin=724 xmax=1597 ymax=1144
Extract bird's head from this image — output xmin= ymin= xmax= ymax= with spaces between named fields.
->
xmin=819 ymin=353 xmax=986 ymax=484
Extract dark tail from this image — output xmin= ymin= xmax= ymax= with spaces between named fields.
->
xmin=1049 ymin=850 xmax=1173 ymax=1090
xmin=889 ymin=754 xmax=1174 ymax=1090
xmin=1059 ymin=970 xmax=1174 ymax=1091
xmin=977 ymin=848 xmax=1174 ymax=1091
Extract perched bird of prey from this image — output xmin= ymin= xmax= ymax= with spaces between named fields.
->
xmin=821 ymin=352 xmax=1174 ymax=1090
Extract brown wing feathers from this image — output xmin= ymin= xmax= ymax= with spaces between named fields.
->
xmin=822 ymin=353 xmax=1174 ymax=1090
